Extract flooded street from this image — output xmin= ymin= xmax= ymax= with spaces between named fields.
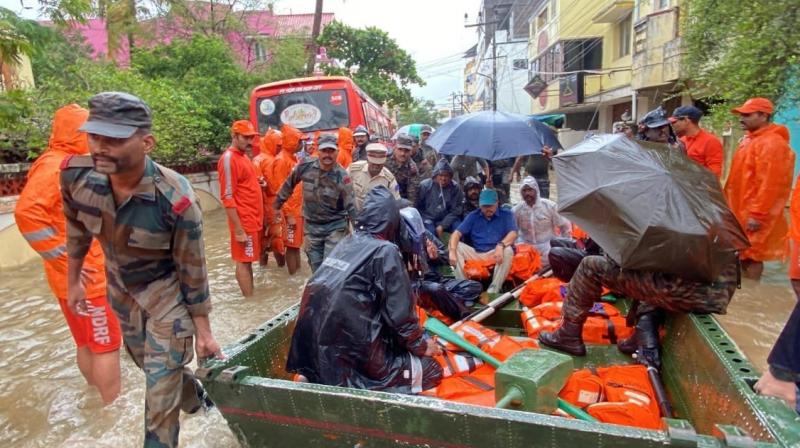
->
xmin=0 ymin=209 xmax=306 ymax=447
xmin=0 ymin=206 xmax=796 ymax=447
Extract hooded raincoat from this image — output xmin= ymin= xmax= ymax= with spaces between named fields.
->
xmin=415 ymin=159 xmax=464 ymax=233
xmin=512 ymin=176 xmax=571 ymax=263
xmin=337 ymin=127 xmax=354 ymax=168
xmin=286 ymin=186 xmax=442 ymax=393
xmin=14 ymin=104 xmax=107 ymax=300
xmin=724 ymin=124 xmax=795 ymax=261
xmin=271 ymin=125 xmax=304 ymax=221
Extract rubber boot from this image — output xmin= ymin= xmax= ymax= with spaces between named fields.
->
xmin=633 ymin=311 xmax=662 ymax=370
xmin=539 ymin=319 xmax=587 ymax=356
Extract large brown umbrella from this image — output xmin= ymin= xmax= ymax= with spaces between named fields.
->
xmin=553 ymin=134 xmax=749 ymax=282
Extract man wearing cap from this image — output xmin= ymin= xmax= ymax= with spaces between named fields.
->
xmin=60 ymin=92 xmax=223 ymax=447
xmin=448 ymin=189 xmax=518 ymax=294
xmin=419 ymin=124 xmax=440 ymax=175
xmin=670 ymin=106 xmax=724 ymax=178
xmin=275 ymin=133 xmax=357 ymax=272
xmin=385 ymin=134 xmax=421 ymax=203
xmin=351 ymin=125 xmax=370 ymax=162
xmin=638 ymin=106 xmax=684 ymax=152
xmin=416 ymin=159 xmax=463 ymax=237
xmin=218 ymin=120 xmax=264 ymax=297
xmin=725 ymin=97 xmax=795 ymax=280
xmin=347 ymin=142 xmax=400 ymax=210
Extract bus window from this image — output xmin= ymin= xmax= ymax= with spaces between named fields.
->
xmin=256 ymin=89 xmax=350 ymax=133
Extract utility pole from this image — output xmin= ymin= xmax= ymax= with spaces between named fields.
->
xmin=306 ymin=0 xmax=324 ymax=75
xmin=465 ymin=7 xmax=499 ymax=112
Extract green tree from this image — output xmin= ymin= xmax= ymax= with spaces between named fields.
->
xmin=397 ymin=98 xmax=438 ymax=127
xmin=682 ymin=0 xmax=800 ymax=120
xmin=317 ymin=21 xmax=423 ymax=107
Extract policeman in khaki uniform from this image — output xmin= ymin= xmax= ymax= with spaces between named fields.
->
xmin=346 ymin=142 xmax=400 ymax=210
xmin=60 ymin=92 xmax=223 ymax=448
xmin=274 ymin=133 xmax=357 ymax=272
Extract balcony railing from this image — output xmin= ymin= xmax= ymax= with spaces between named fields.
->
xmin=632 ymin=6 xmax=683 ymax=89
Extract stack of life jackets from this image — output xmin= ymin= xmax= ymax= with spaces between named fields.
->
xmin=519 ymin=278 xmax=634 ymax=345
xmin=420 ymin=318 xmax=539 ymax=407
xmin=558 ymin=364 xmax=663 ymax=430
xmin=463 ymin=243 xmax=542 ymax=282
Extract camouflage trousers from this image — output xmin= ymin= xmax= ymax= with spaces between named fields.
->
xmin=304 ymin=225 xmax=347 ymax=272
xmin=110 ymin=293 xmax=201 ymax=448
xmin=563 ymin=255 xmax=738 ymax=323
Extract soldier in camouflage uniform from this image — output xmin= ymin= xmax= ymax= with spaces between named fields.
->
xmin=60 ymin=92 xmax=223 ymax=448
xmin=539 ymin=254 xmax=739 ymax=358
xmin=385 ymin=134 xmax=421 ymax=203
xmin=274 ymin=133 xmax=357 ymax=272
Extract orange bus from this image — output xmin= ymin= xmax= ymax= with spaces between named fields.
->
xmin=249 ymin=76 xmax=394 ymax=143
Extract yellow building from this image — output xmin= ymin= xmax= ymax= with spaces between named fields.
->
xmin=526 ymin=0 xmax=634 ymax=132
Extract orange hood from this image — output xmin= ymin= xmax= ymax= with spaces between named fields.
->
xmin=260 ymin=129 xmax=283 ymax=156
xmin=338 ymin=127 xmax=354 ymax=153
xmin=48 ymin=104 xmax=89 ymax=155
xmin=281 ymin=124 xmax=303 ymax=153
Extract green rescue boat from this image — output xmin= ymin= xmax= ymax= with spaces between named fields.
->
xmin=197 ymin=298 xmax=800 ymax=447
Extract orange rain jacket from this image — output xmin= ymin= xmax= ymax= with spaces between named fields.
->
xmin=789 ymin=176 xmax=800 ymax=279
xmin=724 ymin=124 xmax=795 ymax=261
xmin=254 ymin=129 xmax=281 ymax=221
xmin=337 ymin=127 xmax=354 ymax=168
xmin=271 ymin=124 xmax=304 ymax=219
xmin=14 ymin=104 xmax=107 ymax=300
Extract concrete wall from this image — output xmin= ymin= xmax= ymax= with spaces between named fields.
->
xmin=0 ymin=170 xmax=222 ymax=271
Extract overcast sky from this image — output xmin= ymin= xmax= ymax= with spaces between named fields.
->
xmin=3 ymin=0 xmax=482 ymax=108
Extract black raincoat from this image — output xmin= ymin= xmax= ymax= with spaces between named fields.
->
xmin=415 ymin=159 xmax=464 ymax=231
xmin=286 ymin=186 xmax=442 ymax=393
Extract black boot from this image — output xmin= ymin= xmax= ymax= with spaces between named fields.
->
xmin=539 ymin=319 xmax=587 ymax=356
xmin=617 ymin=311 xmax=663 ymax=368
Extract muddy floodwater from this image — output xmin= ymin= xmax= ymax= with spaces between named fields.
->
xmin=0 ymin=207 xmax=795 ymax=447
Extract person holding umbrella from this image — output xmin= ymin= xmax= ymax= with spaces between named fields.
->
xmin=538 ymin=134 xmax=749 ymax=362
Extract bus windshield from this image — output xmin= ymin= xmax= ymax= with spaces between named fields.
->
xmin=255 ymin=89 xmax=350 ymax=133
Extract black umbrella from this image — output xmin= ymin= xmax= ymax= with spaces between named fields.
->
xmin=553 ymin=134 xmax=749 ymax=282
xmin=425 ymin=110 xmax=561 ymax=161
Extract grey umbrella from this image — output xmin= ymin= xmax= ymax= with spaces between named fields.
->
xmin=553 ymin=134 xmax=749 ymax=282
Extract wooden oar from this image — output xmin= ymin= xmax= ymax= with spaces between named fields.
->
xmin=449 ymin=269 xmax=553 ymax=329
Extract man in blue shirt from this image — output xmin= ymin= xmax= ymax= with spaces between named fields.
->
xmin=448 ymin=189 xmax=517 ymax=293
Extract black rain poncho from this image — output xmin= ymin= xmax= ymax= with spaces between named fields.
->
xmin=286 ymin=186 xmax=442 ymax=393
xmin=415 ymin=159 xmax=464 ymax=231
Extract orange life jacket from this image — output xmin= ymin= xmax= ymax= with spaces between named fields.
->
xmin=519 ymin=277 xmax=566 ymax=307
xmin=445 ymin=321 xmax=538 ymax=361
xmin=434 ymin=351 xmax=484 ymax=378
xmin=559 ymin=365 xmax=662 ymax=430
xmin=421 ymin=363 xmax=497 ymax=407
xmin=522 ymin=302 xmax=634 ymax=344
xmin=463 ymin=259 xmax=496 ymax=280
xmin=572 ymin=223 xmax=589 ymax=240
xmin=508 ymin=243 xmax=542 ymax=281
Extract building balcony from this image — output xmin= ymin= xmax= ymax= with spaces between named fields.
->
xmin=631 ymin=6 xmax=684 ymax=90
xmin=592 ymin=0 xmax=635 ymax=23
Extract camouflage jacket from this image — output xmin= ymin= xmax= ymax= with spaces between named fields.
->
xmin=274 ymin=158 xmax=357 ymax=232
xmin=60 ymin=155 xmax=211 ymax=320
xmin=384 ymin=156 xmax=420 ymax=204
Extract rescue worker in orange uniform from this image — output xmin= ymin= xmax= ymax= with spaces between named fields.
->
xmin=724 ymin=97 xmax=795 ymax=280
xmin=14 ymin=104 xmax=122 ymax=404
xmin=669 ymin=106 xmax=724 ymax=178
xmin=270 ymin=124 xmax=305 ymax=275
xmin=253 ymin=129 xmax=285 ymax=267
xmin=218 ymin=120 xmax=264 ymax=296
xmin=337 ymin=127 xmax=354 ymax=168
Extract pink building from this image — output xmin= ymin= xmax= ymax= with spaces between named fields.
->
xmin=54 ymin=2 xmax=334 ymax=70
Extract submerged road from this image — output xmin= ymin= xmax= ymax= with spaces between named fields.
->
xmin=0 ymin=202 xmax=794 ymax=446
